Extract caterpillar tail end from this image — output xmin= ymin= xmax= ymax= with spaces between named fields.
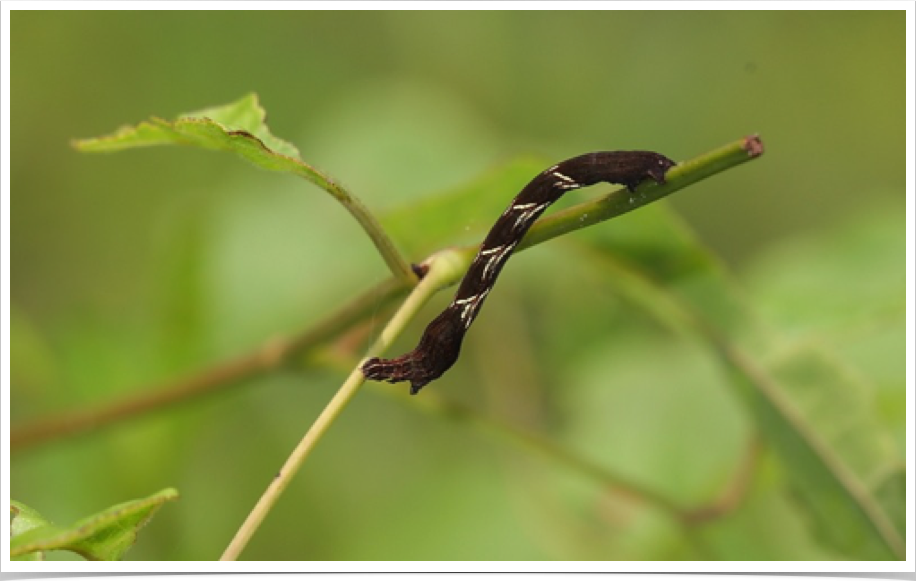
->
xmin=361 ymin=356 xmax=432 ymax=395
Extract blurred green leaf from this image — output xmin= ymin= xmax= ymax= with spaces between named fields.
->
xmin=760 ymin=346 xmax=901 ymax=558
xmin=745 ymin=208 xmax=906 ymax=445
xmin=745 ymin=210 xmax=904 ymax=558
xmin=573 ymin=204 xmax=903 ymax=559
xmin=873 ymin=468 xmax=906 ymax=538
xmin=10 ymin=488 xmax=178 ymax=561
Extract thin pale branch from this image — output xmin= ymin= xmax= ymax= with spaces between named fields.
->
xmin=220 ymin=250 xmax=460 ymax=560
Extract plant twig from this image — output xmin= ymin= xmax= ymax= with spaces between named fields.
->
xmin=11 ymin=276 xmax=409 ymax=451
xmin=13 ymin=137 xmax=764 ymax=453
xmin=520 ymin=135 xmax=763 ymax=251
xmin=220 ymin=250 xmax=460 ymax=560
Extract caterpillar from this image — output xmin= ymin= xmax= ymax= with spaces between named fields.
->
xmin=362 ymin=150 xmax=676 ymax=394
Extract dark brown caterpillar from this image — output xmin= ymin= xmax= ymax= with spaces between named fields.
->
xmin=362 ymin=151 xmax=676 ymax=394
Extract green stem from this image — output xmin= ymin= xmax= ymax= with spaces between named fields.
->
xmin=295 ymin=165 xmax=418 ymax=284
xmin=404 ymin=135 xmax=766 ymax=290
xmin=520 ymin=135 xmax=762 ymax=251
xmin=13 ymin=137 xmax=763 ymax=452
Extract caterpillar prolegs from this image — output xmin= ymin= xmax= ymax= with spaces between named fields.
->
xmin=362 ymin=151 xmax=676 ymax=394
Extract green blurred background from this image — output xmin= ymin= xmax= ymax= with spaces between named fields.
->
xmin=10 ymin=11 xmax=905 ymax=560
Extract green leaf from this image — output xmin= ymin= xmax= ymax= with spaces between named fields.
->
xmin=749 ymin=348 xmax=901 ymax=559
xmin=73 ymin=93 xmax=305 ymax=171
xmin=575 ymin=204 xmax=903 ymax=559
xmin=10 ymin=488 xmax=178 ymax=561
xmin=10 ymin=502 xmax=49 ymax=560
xmin=743 ymin=210 xmax=905 ymax=558
xmin=72 ymin=93 xmax=415 ymax=282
